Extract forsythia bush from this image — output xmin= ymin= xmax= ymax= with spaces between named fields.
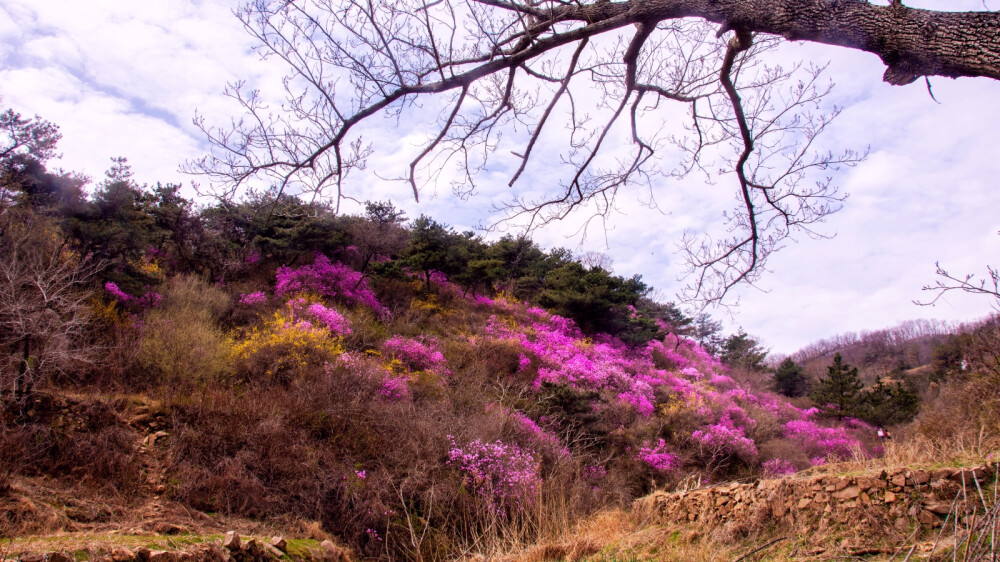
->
xmin=230 ymin=297 xmax=346 ymax=382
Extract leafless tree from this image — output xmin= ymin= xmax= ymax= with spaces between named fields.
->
xmin=0 ymin=213 xmax=97 ymax=404
xmin=186 ymin=0 xmax=1000 ymax=303
xmin=916 ymin=255 xmax=1000 ymax=307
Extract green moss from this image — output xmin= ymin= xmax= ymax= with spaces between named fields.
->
xmin=283 ymin=538 xmax=323 ymax=558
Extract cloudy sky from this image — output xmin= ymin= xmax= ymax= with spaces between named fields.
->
xmin=2 ymin=0 xmax=998 ymax=354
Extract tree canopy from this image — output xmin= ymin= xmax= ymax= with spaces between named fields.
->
xmin=187 ymin=0 xmax=1000 ymax=303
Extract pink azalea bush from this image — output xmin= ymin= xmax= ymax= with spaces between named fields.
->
xmin=762 ymin=458 xmax=797 ymax=477
xmin=691 ymin=417 xmax=760 ymax=464
xmin=275 ymin=254 xmax=389 ymax=317
xmin=783 ymin=419 xmax=859 ymax=462
xmin=447 ymin=437 xmax=541 ymax=516
xmin=476 ymin=299 xmax=878 ymax=478
xmin=378 ymin=376 xmax=411 ymax=401
xmin=382 ymin=335 xmax=449 ymax=374
xmin=286 ymin=297 xmax=352 ymax=335
xmin=105 ymin=281 xmax=162 ymax=309
xmin=638 ymin=439 xmax=680 ymax=474
xmin=239 ymin=291 xmax=268 ymax=305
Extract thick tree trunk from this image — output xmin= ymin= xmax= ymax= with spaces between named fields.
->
xmin=561 ymin=0 xmax=1000 ymax=84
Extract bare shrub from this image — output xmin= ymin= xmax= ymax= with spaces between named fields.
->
xmin=134 ymin=275 xmax=233 ymax=389
xmin=0 ymin=396 xmax=142 ymax=499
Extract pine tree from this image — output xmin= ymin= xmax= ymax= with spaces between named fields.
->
xmin=856 ymin=379 xmax=920 ymax=427
xmin=773 ymin=357 xmax=809 ymax=397
xmin=810 ymin=353 xmax=863 ymax=419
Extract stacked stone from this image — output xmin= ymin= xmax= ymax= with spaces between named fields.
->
xmin=635 ymin=463 xmax=997 ymax=532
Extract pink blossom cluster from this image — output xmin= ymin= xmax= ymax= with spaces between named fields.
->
xmin=447 ymin=437 xmax=540 ymax=515
xmin=511 ymin=411 xmax=569 ymax=457
xmin=472 ymin=294 xmax=495 ymax=306
xmin=104 ymin=282 xmax=162 ymax=309
xmin=638 ymin=439 xmax=680 ymax=474
xmin=762 ymin=458 xmax=797 ymax=477
xmin=275 ymin=254 xmax=389 ymax=317
xmin=379 ymin=376 xmax=411 ymax=401
xmin=286 ymin=298 xmax=352 ymax=335
xmin=783 ymin=419 xmax=858 ymax=462
xmin=239 ymin=291 xmax=267 ymax=305
xmin=473 ymin=298 xmax=875 ymax=477
xmin=582 ymin=464 xmax=607 ymax=482
xmin=691 ymin=417 xmax=759 ymax=463
xmin=382 ymin=335 xmax=449 ymax=374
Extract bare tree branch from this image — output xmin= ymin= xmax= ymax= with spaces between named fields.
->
xmin=186 ymin=0 xmax=999 ymax=304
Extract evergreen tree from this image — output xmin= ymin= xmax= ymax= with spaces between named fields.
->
xmin=810 ymin=353 xmax=863 ymax=419
xmin=773 ymin=357 xmax=809 ymax=397
xmin=856 ymin=379 xmax=920 ymax=427
xmin=719 ymin=330 xmax=768 ymax=372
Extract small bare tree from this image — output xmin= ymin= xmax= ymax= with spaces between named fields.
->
xmin=0 ymin=213 xmax=96 ymax=404
xmin=187 ymin=0 xmax=1000 ymax=303
xmin=916 ymin=246 xmax=1000 ymax=307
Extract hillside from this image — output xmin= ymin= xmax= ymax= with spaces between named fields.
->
xmin=4 ymin=121 xmax=1000 ymax=560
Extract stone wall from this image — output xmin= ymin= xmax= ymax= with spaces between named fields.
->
xmin=635 ymin=464 xmax=997 ymax=533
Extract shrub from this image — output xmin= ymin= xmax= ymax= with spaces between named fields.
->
xmin=447 ymin=437 xmax=541 ymax=517
xmin=134 ymin=275 xmax=232 ymax=388
xmin=275 ymin=254 xmax=389 ymax=317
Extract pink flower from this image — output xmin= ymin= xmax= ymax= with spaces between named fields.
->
xmin=383 ymin=335 xmax=449 ymax=374
xmin=239 ymin=291 xmax=267 ymax=305
xmin=275 ymin=254 xmax=389 ymax=317
xmin=638 ymin=439 xmax=680 ymax=473
xmin=447 ymin=437 xmax=540 ymax=516
xmin=762 ymin=458 xmax=797 ymax=477
xmin=105 ymin=281 xmax=132 ymax=302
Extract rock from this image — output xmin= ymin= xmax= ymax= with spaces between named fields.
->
xmin=950 ymin=468 xmax=985 ymax=483
xmin=884 ymin=491 xmax=896 ymax=503
xmin=918 ymin=510 xmax=936 ymax=525
xmin=264 ymin=544 xmax=286 ymax=559
xmin=47 ymin=553 xmax=74 ymax=562
xmin=18 ymin=555 xmax=45 ymax=562
xmin=148 ymin=551 xmax=179 ymax=562
xmin=832 ymin=486 xmax=860 ymax=500
xmin=892 ymin=473 xmax=906 ymax=487
xmin=927 ymin=502 xmax=953 ymax=515
xmin=135 ymin=547 xmax=152 ymax=561
xmin=224 ymin=530 xmax=241 ymax=551
xmin=110 ymin=546 xmax=136 ymax=561
xmin=797 ymin=497 xmax=811 ymax=509
xmin=912 ymin=470 xmax=931 ymax=485
xmin=270 ymin=536 xmax=287 ymax=552
xmin=894 ymin=517 xmax=909 ymax=531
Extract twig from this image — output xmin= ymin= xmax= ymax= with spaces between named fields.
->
xmin=734 ymin=536 xmax=788 ymax=561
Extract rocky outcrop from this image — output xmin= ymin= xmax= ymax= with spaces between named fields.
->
xmin=635 ymin=463 xmax=997 ymax=533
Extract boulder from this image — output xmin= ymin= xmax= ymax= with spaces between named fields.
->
xmin=926 ymin=502 xmax=953 ymax=515
xmin=223 ymin=531 xmax=241 ymax=551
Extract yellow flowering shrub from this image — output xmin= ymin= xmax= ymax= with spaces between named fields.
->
xmin=230 ymin=308 xmax=344 ymax=383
